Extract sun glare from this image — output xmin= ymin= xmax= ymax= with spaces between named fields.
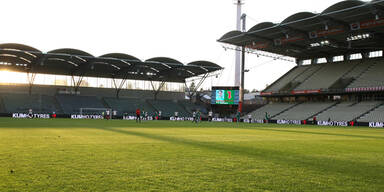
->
xmin=0 ymin=70 xmax=27 ymax=84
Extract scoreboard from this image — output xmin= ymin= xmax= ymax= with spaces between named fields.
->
xmin=211 ymin=87 xmax=239 ymax=105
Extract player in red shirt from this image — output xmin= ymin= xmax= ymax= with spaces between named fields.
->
xmin=136 ymin=108 xmax=141 ymax=123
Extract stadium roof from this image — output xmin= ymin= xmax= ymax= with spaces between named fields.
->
xmin=218 ymin=0 xmax=384 ymax=60
xmin=0 ymin=43 xmax=222 ymax=83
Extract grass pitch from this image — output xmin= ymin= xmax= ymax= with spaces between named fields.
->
xmin=1 ymin=118 xmax=384 ymax=191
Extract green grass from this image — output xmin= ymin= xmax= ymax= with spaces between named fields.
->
xmin=1 ymin=118 xmax=384 ymax=192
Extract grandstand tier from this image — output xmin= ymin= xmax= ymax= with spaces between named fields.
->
xmin=0 ymin=84 xmax=206 ymax=117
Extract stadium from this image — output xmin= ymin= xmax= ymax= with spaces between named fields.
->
xmin=1 ymin=0 xmax=384 ymax=191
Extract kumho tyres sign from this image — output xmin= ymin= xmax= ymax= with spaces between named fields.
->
xmin=277 ymin=120 xmax=301 ymax=125
xmin=12 ymin=113 xmax=50 ymax=119
xmin=317 ymin=121 xmax=348 ymax=127
xmin=71 ymin=115 xmax=104 ymax=119
xmin=369 ymin=122 xmax=384 ymax=128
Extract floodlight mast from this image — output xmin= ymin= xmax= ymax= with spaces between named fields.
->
xmin=239 ymin=14 xmax=246 ymax=114
xmin=234 ymin=0 xmax=243 ymax=88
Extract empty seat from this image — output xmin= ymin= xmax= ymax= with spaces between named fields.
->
xmin=56 ymin=95 xmax=105 ymax=114
xmin=274 ymin=102 xmax=335 ymax=120
xmin=104 ymin=98 xmax=155 ymax=116
xmin=246 ymin=103 xmax=296 ymax=120
xmin=317 ymin=101 xmax=380 ymax=121
xmin=1 ymin=93 xmax=58 ymax=113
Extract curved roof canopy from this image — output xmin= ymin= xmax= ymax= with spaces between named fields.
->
xmin=218 ymin=0 xmax=384 ymax=60
xmin=0 ymin=44 xmax=222 ymax=83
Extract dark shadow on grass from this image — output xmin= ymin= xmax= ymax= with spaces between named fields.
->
xmin=100 ymin=127 xmax=384 ymax=185
xmin=1 ymin=118 xmax=384 ymax=140
xmin=237 ymin=127 xmax=384 ymax=140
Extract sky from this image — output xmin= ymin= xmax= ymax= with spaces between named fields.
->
xmin=1 ymin=0 xmax=345 ymax=91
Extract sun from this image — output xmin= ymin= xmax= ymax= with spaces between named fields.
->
xmin=0 ymin=70 xmax=27 ymax=84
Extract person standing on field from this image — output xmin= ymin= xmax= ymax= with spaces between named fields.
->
xmin=29 ymin=108 xmax=33 ymax=118
xmin=106 ymin=110 xmax=110 ymax=120
xmin=208 ymin=110 xmax=213 ymax=122
xmin=195 ymin=110 xmax=201 ymax=123
xmin=136 ymin=108 xmax=141 ymax=123
xmin=236 ymin=111 xmax=241 ymax=123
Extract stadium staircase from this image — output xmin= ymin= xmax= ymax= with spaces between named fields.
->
xmin=292 ymin=65 xmax=325 ymax=91
xmin=100 ymin=98 xmax=111 ymax=109
xmin=264 ymin=66 xmax=300 ymax=92
xmin=355 ymin=102 xmax=384 ymax=122
xmin=328 ymin=62 xmax=361 ymax=90
xmin=308 ymin=102 xmax=340 ymax=120
xmin=270 ymin=102 xmax=302 ymax=119
xmin=0 ymin=96 xmax=6 ymax=113
xmin=52 ymin=96 xmax=64 ymax=114
xmin=347 ymin=61 xmax=379 ymax=88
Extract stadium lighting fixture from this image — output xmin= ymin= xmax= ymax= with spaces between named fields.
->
xmin=347 ymin=33 xmax=372 ymax=41
xmin=310 ymin=40 xmax=330 ymax=48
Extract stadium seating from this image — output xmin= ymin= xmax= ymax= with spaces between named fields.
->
xmin=147 ymin=100 xmax=190 ymax=117
xmin=56 ymin=95 xmax=105 ymax=114
xmin=294 ymin=62 xmax=356 ymax=91
xmin=263 ymin=59 xmax=384 ymax=93
xmin=178 ymin=100 xmax=208 ymax=114
xmin=347 ymin=60 xmax=384 ymax=88
xmin=342 ymin=60 xmax=372 ymax=79
xmin=316 ymin=101 xmax=381 ymax=121
xmin=264 ymin=66 xmax=309 ymax=92
xmin=358 ymin=103 xmax=384 ymax=122
xmin=103 ymin=98 xmax=155 ymax=116
xmin=273 ymin=102 xmax=336 ymax=120
xmin=246 ymin=102 xmax=297 ymax=120
xmin=0 ymin=96 xmax=5 ymax=113
xmin=1 ymin=93 xmax=59 ymax=113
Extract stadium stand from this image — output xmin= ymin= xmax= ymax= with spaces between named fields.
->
xmin=316 ymin=101 xmax=382 ymax=121
xmin=347 ymin=60 xmax=384 ymax=88
xmin=0 ymin=96 xmax=6 ymax=113
xmin=56 ymin=95 xmax=106 ymax=114
xmin=294 ymin=62 xmax=356 ymax=91
xmin=219 ymin=0 xmax=384 ymax=126
xmin=264 ymin=66 xmax=309 ymax=92
xmin=358 ymin=103 xmax=384 ymax=122
xmin=1 ymin=93 xmax=59 ymax=113
xmin=283 ymin=65 xmax=322 ymax=91
xmin=273 ymin=102 xmax=336 ymax=120
xmin=103 ymin=98 xmax=155 ymax=116
xmin=147 ymin=100 xmax=190 ymax=117
xmin=178 ymin=100 xmax=208 ymax=115
xmin=247 ymin=102 xmax=297 ymax=120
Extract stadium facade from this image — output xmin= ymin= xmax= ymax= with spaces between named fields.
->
xmin=219 ymin=0 xmax=384 ymax=127
xmin=0 ymin=43 xmax=222 ymax=119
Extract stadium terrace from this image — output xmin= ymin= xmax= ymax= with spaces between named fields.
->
xmin=220 ymin=0 xmax=384 ymax=127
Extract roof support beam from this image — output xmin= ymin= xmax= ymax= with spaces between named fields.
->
xmin=26 ymin=72 xmax=36 ymax=96
xmin=185 ymin=73 xmax=209 ymax=102
xmin=150 ymin=80 xmax=166 ymax=101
